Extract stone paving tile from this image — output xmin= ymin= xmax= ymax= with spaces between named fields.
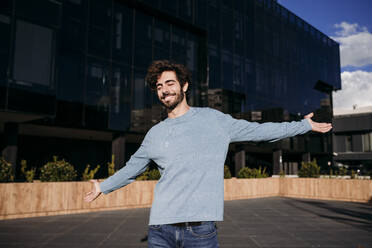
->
xmin=0 ymin=197 xmax=371 ymax=248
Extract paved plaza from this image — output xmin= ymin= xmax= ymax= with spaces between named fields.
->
xmin=0 ymin=197 xmax=371 ymax=248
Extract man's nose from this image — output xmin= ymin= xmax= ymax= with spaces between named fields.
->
xmin=162 ymin=86 xmax=170 ymax=94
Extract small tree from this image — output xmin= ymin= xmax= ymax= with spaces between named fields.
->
xmin=237 ymin=166 xmax=268 ymax=178
xmin=255 ymin=166 xmax=268 ymax=178
xmin=20 ymin=160 xmax=36 ymax=182
xmin=224 ymin=165 xmax=232 ymax=179
xmin=148 ymin=168 xmax=161 ymax=180
xmin=339 ymin=167 xmax=348 ymax=176
xmin=82 ymin=164 xmax=101 ymax=181
xmin=107 ymin=154 xmax=116 ymax=177
xmin=136 ymin=167 xmax=161 ymax=181
xmin=0 ymin=157 xmax=14 ymax=182
xmin=298 ymin=159 xmax=320 ymax=178
xmin=350 ymin=169 xmax=356 ymax=179
xmin=40 ymin=156 xmax=77 ymax=182
xmin=237 ymin=167 xmax=252 ymax=178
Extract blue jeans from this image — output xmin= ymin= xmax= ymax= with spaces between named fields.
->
xmin=148 ymin=221 xmax=219 ymax=248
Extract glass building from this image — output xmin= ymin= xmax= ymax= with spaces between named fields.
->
xmin=0 ymin=0 xmax=341 ymax=178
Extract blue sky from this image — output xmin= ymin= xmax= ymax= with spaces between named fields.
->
xmin=278 ymin=0 xmax=372 ymax=39
xmin=278 ymin=0 xmax=372 ymax=109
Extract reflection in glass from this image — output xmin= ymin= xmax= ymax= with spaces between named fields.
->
xmin=58 ymin=54 xmax=84 ymax=102
xmin=222 ymin=51 xmax=233 ymax=90
xmin=135 ymin=11 xmax=152 ymax=43
xmin=154 ymin=20 xmax=170 ymax=49
xmin=88 ymin=0 xmax=111 ymax=58
xmin=179 ymin=0 xmax=193 ymax=21
xmin=186 ymin=36 xmax=196 ymax=71
xmin=109 ymin=65 xmax=131 ymax=131
xmin=86 ymin=59 xmax=109 ymax=110
xmin=61 ymin=0 xmax=85 ymax=52
xmin=171 ymin=26 xmax=187 ymax=64
xmin=113 ymin=3 xmax=132 ymax=64
xmin=221 ymin=11 xmax=233 ymax=52
xmin=13 ymin=20 xmax=53 ymax=87
xmin=0 ymin=15 xmax=10 ymax=85
xmin=153 ymin=20 xmax=170 ymax=60
xmin=208 ymin=46 xmax=220 ymax=89
xmin=362 ymin=133 xmax=372 ymax=152
xmin=133 ymin=70 xmax=145 ymax=110
xmin=345 ymin=136 xmax=353 ymax=152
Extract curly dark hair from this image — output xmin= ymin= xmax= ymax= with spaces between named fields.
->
xmin=145 ymin=60 xmax=192 ymax=94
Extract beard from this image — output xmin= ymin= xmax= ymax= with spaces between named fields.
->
xmin=160 ymin=88 xmax=185 ymax=110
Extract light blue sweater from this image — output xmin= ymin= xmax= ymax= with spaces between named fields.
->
xmin=100 ymin=107 xmax=312 ymax=225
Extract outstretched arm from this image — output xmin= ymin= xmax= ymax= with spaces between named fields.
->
xmin=84 ymin=131 xmax=152 ymax=202
xmin=212 ymin=109 xmax=332 ymax=143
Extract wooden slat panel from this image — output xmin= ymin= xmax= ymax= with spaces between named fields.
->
xmin=0 ymin=178 xmax=371 ymax=220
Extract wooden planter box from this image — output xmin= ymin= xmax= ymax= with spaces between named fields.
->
xmin=0 ymin=178 xmax=371 ymax=220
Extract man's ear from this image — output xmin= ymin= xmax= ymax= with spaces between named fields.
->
xmin=183 ymin=82 xmax=189 ymax=93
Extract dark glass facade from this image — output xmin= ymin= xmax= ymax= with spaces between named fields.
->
xmin=0 ymin=0 xmax=340 ymax=178
xmin=332 ymin=112 xmax=372 ymax=173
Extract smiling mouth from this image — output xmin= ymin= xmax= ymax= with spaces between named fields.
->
xmin=162 ymin=94 xmax=175 ymax=100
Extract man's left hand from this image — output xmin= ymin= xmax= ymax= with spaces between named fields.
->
xmin=304 ymin=113 xmax=332 ymax=133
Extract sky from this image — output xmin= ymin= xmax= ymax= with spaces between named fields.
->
xmin=277 ymin=0 xmax=372 ymax=110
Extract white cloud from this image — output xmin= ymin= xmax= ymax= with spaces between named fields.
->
xmin=334 ymin=22 xmax=367 ymax=36
xmin=333 ymin=70 xmax=372 ymax=109
xmin=332 ymin=22 xmax=372 ymax=67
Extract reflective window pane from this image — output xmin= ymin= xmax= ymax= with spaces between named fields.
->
xmin=16 ymin=0 xmax=61 ymax=27
xmin=179 ymin=0 xmax=193 ymax=22
xmin=88 ymin=0 xmax=111 ymax=57
xmin=134 ymin=11 xmax=152 ymax=67
xmin=222 ymin=51 xmax=233 ymax=90
xmin=85 ymin=59 xmax=109 ymax=108
xmin=57 ymin=53 xmax=84 ymax=102
xmin=109 ymin=65 xmax=131 ymax=131
xmin=60 ymin=0 xmax=86 ymax=52
xmin=13 ymin=20 xmax=53 ymax=87
xmin=0 ymin=15 xmax=10 ymax=85
xmin=0 ymin=0 xmax=12 ymax=15
xmin=84 ymin=59 xmax=110 ymax=129
xmin=208 ymin=46 xmax=220 ymax=89
xmin=112 ymin=3 xmax=132 ymax=64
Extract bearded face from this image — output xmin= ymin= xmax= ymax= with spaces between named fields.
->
xmin=159 ymin=85 xmax=185 ymax=110
xmin=156 ymin=71 xmax=187 ymax=110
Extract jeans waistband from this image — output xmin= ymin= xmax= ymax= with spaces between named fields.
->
xmin=170 ymin=221 xmax=206 ymax=227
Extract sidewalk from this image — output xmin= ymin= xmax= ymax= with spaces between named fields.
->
xmin=0 ymin=197 xmax=371 ymax=247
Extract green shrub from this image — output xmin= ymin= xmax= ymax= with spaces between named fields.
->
xmin=82 ymin=164 xmax=100 ymax=181
xmin=224 ymin=165 xmax=232 ymax=179
xmin=279 ymin=170 xmax=286 ymax=177
xmin=298 ymin=159 xmax=320 ymax=178
xmin=107 ymin=154 xmax=116 ymax=177
xmin=20 ymin=160 xmax=36 ymax=182
xmin=0 ymin=157 xmax=14 ymax=182
xmin=40 ymin=156 xmax=77 ymax=182
xmin=350 ymin=169 xmax=356 ymax=179
xmin=237 ymin=166 xmax=268 ymax=178
xmin=148 ymin=168 xmax=161 ymax=180
xmin=136 ymin=167 xmax=161 ymax=181
xmin=339 ymin=167 xmax=348 ymax=176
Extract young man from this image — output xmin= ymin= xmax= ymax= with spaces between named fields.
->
xmin=84 ymin=60 xmax=332 ymax=247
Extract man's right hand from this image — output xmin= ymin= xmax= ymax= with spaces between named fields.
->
xmin=84 ymin=179 xmax=102 ymax=202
